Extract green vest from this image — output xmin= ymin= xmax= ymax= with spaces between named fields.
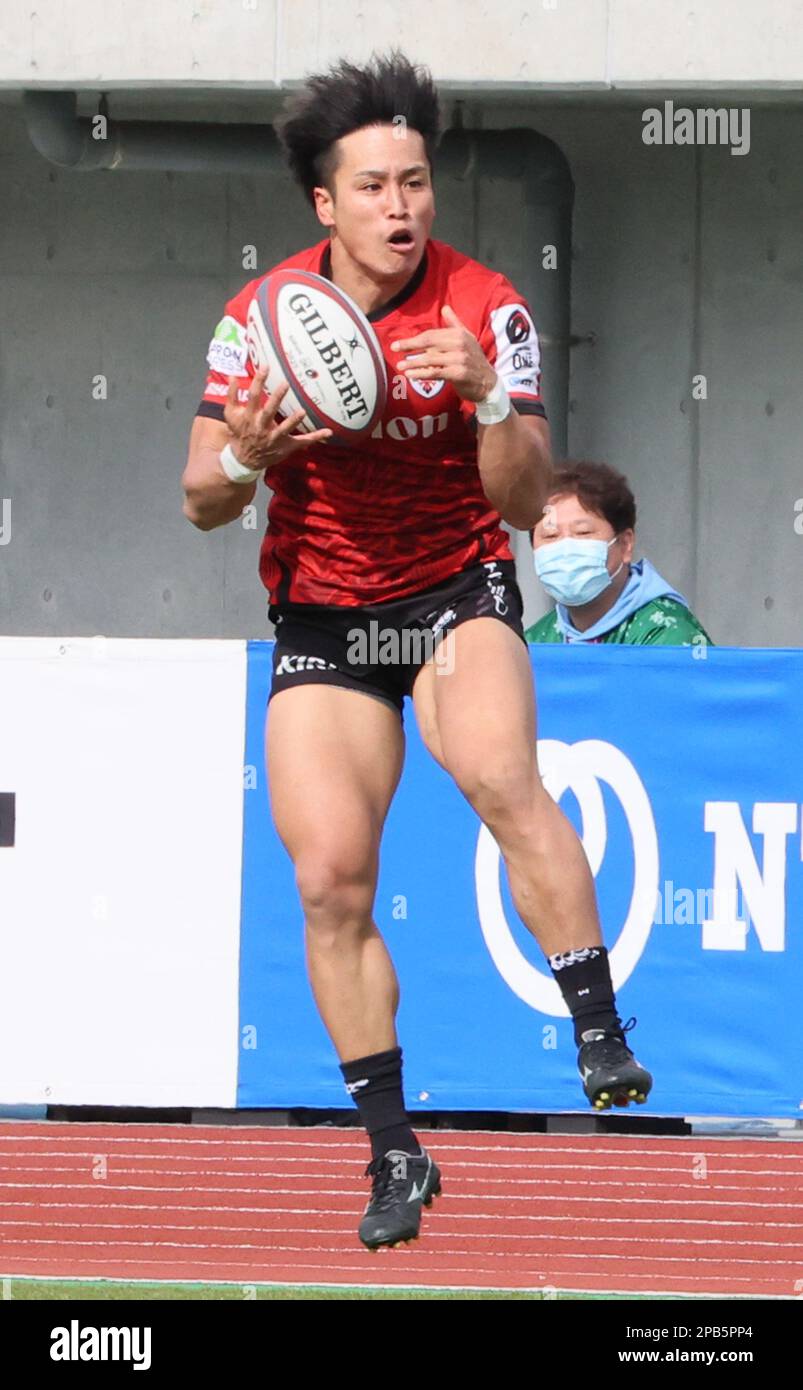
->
xmin=525 ymin=596 xmax=713 ymax=646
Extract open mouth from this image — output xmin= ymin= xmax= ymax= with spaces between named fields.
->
xmin=387 ymin=230 xmax=416 ymax=251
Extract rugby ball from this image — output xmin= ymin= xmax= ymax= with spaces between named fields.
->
xmin=246 ymin=269 xmax=387 ymax=439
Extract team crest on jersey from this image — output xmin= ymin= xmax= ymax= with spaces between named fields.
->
xmin=409 ymin=378 xmax=445 ymax=399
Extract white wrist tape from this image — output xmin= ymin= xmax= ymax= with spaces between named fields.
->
xmin=475 ymin=376 xmax=511 ymax=426
xmin=219 ymin=442 xmax=262 ymax=484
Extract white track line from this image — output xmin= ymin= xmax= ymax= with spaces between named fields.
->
xmin=1 ymin=1133 xmax=800 ymax=1160
xmin=0 ymin=1237 xmax=795 ymax=1268
xmin=1 ymin=1200 xmax=801 ymax=1226
xmin=2 ymin=1145 xmax=801 ymax=1168
xmin=0 ymin=1176 xmax=796 ymax=1195
xmin=1 ymin=1219 xmax=801 ymax=1250
xmin=0 ymin=1181 xmax=797 ymax=1210
xmin=2 ymin=1161 xmax=799 ymax=1181
xmin=3 ymin=1164 xmax=801 ymax=1186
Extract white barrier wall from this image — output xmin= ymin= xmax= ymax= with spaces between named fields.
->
xmin=3 ymin=638 xmax=803 ymax=1117
xmin=1 ymin=0 xmax=802 ymax=89
xmin=0 ymin=638 xmax=245 ymax=1106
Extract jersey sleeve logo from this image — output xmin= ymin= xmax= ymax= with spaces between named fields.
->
xmin=206 ymin=314 xmax=248 ymax=376
xmin=505 ymin=309 xmax=530 ymax=345
xmin=489 ymin=303 xmax=542 ymax=399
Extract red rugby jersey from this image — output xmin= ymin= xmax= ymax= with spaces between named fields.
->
xmin=198 ymin=238 xmax=546 ymax=607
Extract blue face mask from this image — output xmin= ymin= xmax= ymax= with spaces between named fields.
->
xmin=534 ymin=536 xmax=623 ymax=607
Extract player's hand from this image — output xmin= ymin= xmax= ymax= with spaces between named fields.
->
xmin=391 ymin=306 xmax=497 ymax=403
xmin=223 ymin=369 xmax=333 ymax=470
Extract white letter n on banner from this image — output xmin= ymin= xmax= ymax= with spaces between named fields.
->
xmin=702 ymin=802 xmax=797 ymax=951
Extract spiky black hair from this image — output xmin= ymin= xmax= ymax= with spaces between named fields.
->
xmin=276 ymin=49 xmax=441 ymax=205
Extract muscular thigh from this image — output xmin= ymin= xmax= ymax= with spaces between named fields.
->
xmin=413 ymin=618 xmax=538 ymax=798
xmin=266 ymin=685 xmax=405 ymax=875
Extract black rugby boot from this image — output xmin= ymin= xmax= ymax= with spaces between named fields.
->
xmin=578 ymin=1017 xmax=653 ymax=1110
xmin=358 ymin=1147 xmax=442 ymax=1249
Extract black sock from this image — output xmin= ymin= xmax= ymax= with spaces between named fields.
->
xmin=548 ymin=946 xmax=623 ymax=1047
xmin=340 ymin=1046 xmax=421 ymax=1161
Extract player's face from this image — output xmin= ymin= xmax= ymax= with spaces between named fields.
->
xmin=533 ymin=493 xmax=634 ymax=574
xmin=315 ymin=124 xmax=435 ymax=281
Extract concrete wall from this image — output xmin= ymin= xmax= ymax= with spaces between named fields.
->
xmin=0 ymin=87 xmax=801 ymax=644
xmin=1 ymin=0 xmax=802 ymax=90
xmin=528 ymin=101 xmax=803 ymax=646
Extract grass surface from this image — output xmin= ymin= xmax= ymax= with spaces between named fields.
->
xmin=2 ymin=1279 xmax=704 ymax=1301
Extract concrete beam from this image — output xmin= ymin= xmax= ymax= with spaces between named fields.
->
xmin=1 ymin=1 xmax=801 ymax=91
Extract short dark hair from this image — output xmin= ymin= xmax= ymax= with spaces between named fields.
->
xmin=276 ymin=49 xmax=441 ymax=206
xmin=538 ymin=461 xmax=637 ymax=534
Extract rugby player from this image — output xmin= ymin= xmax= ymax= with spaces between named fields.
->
xmin=182 ymin=51 xmax=653 ymax=1250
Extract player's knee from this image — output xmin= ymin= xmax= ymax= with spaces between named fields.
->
xmin=294 ymin=854 xmax=375 ymax=933
xmin=457 ymin=762 xmax=539 ymax=834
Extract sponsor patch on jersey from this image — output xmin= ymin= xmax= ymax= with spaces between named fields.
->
xmin=489 ymin=303 xmax=541 ymax=399
xmin=409 ymin=378 xmax=446 ymax=399
xmin=207 ymin=314 xmax=248 ymax=375
xmin=505 ymin=308 xmax=531 ymax=345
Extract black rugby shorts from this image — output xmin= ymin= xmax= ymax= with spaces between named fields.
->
xmin=268 ymin=559 xmax=525 ymax=719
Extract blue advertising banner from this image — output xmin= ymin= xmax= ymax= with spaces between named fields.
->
xmin=239 ymin=644 xmax=803 ymax=1117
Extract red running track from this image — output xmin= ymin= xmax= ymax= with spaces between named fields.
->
xmin=0 ymin=1123 xmax=801 ymax=1296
